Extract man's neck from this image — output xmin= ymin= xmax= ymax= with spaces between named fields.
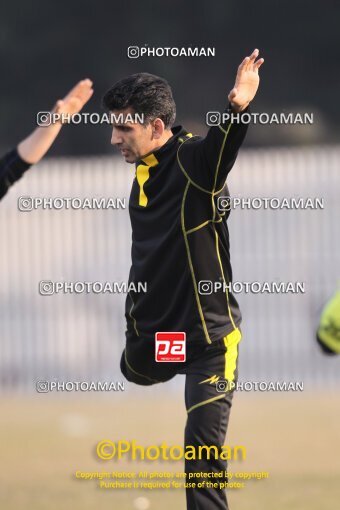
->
xmin=152 ymin=129 xmax=174 ymax=151
xmin=139 ymin=129 xmax=174 ymax=160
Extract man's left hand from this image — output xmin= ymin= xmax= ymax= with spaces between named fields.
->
xmin=228 ymin=48 xmax=264 ymax=113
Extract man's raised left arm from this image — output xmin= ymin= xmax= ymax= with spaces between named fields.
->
xmin=179 ymin=48 xmax=264 ymax=192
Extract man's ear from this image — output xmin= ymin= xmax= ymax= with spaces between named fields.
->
xmin=151 ymin=118 xmax=165 ymax=139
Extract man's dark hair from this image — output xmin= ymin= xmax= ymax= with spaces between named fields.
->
xmin=102 ymin=73 xmax=176 ymax=129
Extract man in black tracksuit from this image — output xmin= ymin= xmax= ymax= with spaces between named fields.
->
xmin=103 ymin=48 xmax=264 ymax=509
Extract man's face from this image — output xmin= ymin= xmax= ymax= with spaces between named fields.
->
xmin=110 ymin=107 xmax=157 ymax=164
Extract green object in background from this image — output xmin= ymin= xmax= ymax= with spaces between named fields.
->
xmin=317 ymin=290 xmax=340 ymax=354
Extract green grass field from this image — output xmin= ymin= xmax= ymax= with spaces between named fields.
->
xmin=1 ymin=391 xmax=339 ymax=510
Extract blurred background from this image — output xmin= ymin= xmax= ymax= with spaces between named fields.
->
xmin=0 ymin=1 xmax=339 ymax=509
xmin=1 ymin=0 xmax=340 ymax=155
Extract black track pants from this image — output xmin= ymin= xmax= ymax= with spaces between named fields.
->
xmin=120 ymin=328 xmax=242 ymax=510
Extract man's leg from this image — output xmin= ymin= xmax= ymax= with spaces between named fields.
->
xmin=120 ymin=333 xmax=178 ymax=386
xmin=183 ymin=328 xmax=241 ymax=510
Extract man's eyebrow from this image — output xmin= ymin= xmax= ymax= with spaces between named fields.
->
xmin=113 ymin=124 xmax=133 ymax=129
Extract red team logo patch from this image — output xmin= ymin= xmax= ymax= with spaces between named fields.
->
xmin=155 ymin=332 xmax=186 ymax=362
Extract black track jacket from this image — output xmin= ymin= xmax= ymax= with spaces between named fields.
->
xmin=125 ymin=104 xmax=250 ymax=345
